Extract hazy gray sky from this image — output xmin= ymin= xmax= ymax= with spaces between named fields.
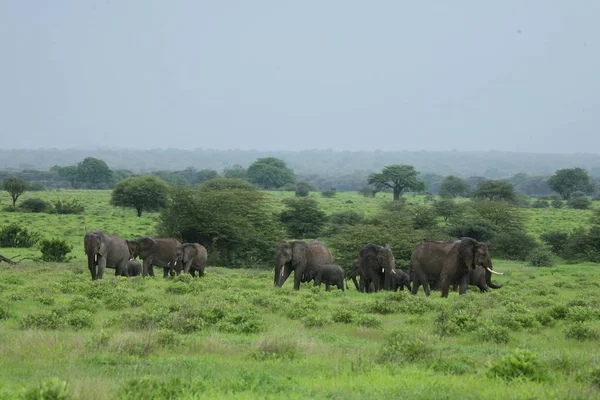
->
xmin=1 ymin=1 xmax=598 ymax=152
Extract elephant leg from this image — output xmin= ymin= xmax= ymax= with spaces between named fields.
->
xmin=190 ymin=269 xmax=196 ymax=277
xmin=142 ymin=258 xmax=154 ymax=277
xmin=325 ymin=283 xmax=331 ymax=291
xmin=458 ymin=274 xmax=469 ymax=295
xmin=199 ymin=267 xmax=205 ymax=277
xmin=163 ymin=267 xmax=170 ymax=278
xmin=440 ymin=274 xmax=453 ymax=298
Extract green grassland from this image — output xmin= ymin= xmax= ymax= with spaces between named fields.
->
xmin=0 ymin=190 xmax=599 ymax=398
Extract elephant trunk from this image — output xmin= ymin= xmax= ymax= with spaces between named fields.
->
xmin=485 ymin=268 xmax=503 ymax=289
xmin=87 ymin=251 xmax=96 ymax=280
xmin=384 ymin=269 xmax=392 ymax=291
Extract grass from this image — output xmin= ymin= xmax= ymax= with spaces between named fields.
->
xmin=0 ymin=262 xmax=598 ymax=398
xmin=0 ymin=189 xmax=599 ymax=398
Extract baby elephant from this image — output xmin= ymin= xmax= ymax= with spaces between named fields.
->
xmin=126 ymin=260 xmax=142 ymax=277
xmin=391 ymin=268 xmax=411 ymax=292
xmin=302 ymin=264 xmax=345 ymax=292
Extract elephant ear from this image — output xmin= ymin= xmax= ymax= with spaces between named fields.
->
xmin=458 ymin=237 xmax=477 ymax=269
xmin=291 ymin=241 xmax=308 ymax=265
xmin=138 ymin=237 xmax=157 ymax=252
xmin=98 ymin=234 xmax=108 ymax=255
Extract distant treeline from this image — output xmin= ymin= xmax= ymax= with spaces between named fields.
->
xmin=1 ymin=148 xmax=600 ymax=196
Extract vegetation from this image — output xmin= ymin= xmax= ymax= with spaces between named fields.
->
xmin=2 ymin=177 xmax=28 ymax=207
xmin=368 ymin=165 xmax=426 ymax=201
xmin=547 ymin=168 xmax=594 ymax=200
xmin=473 ymin=180 xmax=517 ymax=202
xmin=247 ymin=157 xmax=296 ymax=189
xmin=110 ymin=175 xmax=170 ymax=217
xmin=438 ymin=175 xmax=471 ymax=198
xmin=279 ymin=198 xmax=327 ymax=239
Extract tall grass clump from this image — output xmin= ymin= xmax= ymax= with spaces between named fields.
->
xmin=487 ymin=349 xmax=548 ymax=382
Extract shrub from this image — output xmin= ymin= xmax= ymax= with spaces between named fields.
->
xmin=302 ymin=314 xmax=328 ymax=328
xmin=367 ymin=300 xmax=396 ymax=315
xmin=20 ymin=309 xmax=67 ymax=330
xmin=28 ymin=182 xmax=46 ymax=192
xmin=279 ymin=197 xmax=327 ymax=238
xmin=548 ymin=304 xmax=569 ymax=320
xmin=489 ymin=230 xmax=537 ymax=260
xmin=216 ymin=309 xmax=264 ymax=334
xmin=528 ymin=248 xmax=555 ymax=267
xmin=67 ymin=311 xmax=93 ymax=330
xmin=251 ymin=336 xmax=300 ymax=361
xmin=446 ymin=218 xmax=497 ymax=242
xmin=567 ymin=197 xmax=591 ymax=209
xmin=294 ymin=181 xmax=314 ymax=197
xmin=18 ymin=198 xmax=50 ymax=213
xmin=411 ymin=205 xmax=437 ymax=229
xmin=321 ymin=187 xmax=337 ymax=198
xmin=330 ymin=211 xmax=363 ymax=226
xmin=434 ymin=306 xmax=480 ymax=337
xmin=478 ymin=324 xmax=510 ymax=344
xmin=430 ymin=357 xmax=475 ymax=375
xmin=564 ymin=322 xmax=599 ymax=341
xmin=530 ymin=199 xmax=549 ymax=208
xmin=377 ymin=330 xmax=437 ymax=364
xmin=487 ymin=349 xmax=547 ymax=382
xmin=52 ymin=199 xmax=85 ymax=214
xmin=356 ymin=315 xmax=382 ymax=328
xmin=22 ymin=378 xmax=71 ymax=400
xmin=39 ymin=238 xmax=73 ymax=262
xmin=0 ymin=303 xmax=11 ymax=320
xmin=540 ymin=231 xmax=569 ymax=256
xmin=0 ymin=223 xmax=40 ymax=248
xmin=551 ymin=199 xmax=564 ymax=209
xmin=331 ymin=309 xmax=356 ymax=324
xmin=156 ymin=329 xmax=181 ymax=347
xmin=567 ymin=306 xmax=599 ymax=322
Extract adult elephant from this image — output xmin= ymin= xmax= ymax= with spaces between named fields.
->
xmin=275 ymin=240 xmax=333 ymax=290
xmin=84 ymin=231 xmax=130 ymax=280
xmin=451 ymin=264 xmax=503 ymax=293
xmin=410 ymin=237 xmax=503 ymax=297
xmin=358 ymin=243 xmax=396 ymax=292
xmin=170 ymin=243 xmax=208 ymax=277
xmin=127 ymin=237 xmax=181 ymax=278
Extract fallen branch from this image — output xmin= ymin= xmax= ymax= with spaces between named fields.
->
xmin=0 ymin=254 xmax=17 ymax=264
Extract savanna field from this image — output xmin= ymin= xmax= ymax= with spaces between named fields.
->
xmin=1 ymin=190 xmax=600 ymax=399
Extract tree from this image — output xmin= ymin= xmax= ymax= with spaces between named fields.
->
xmin=110 ymin=175 xmax=170 ymax=217
xmin=2 ymin=177 xmax=28 ymax=207
xmin=433 ymin=198 xmax=457 ymax=222
xmin=473 ymin=180 xmax=517 ymax=202
xmin=57 ymin=166 xmax=80 ymax=188
xmin=222 ymin=164 xmax=248 ymax=180
xmin=246 ymin=157 xmax=296 ymax=189
xmin=295 ymin=181 xmax=315 ymax=197
xmin=157 ymin=182 xmax=284 ymax=267
xmin=195 ymin=169 xmax=218 ymax=184
xmin=439 ymin=176 xmax=471 ymax=198
xmin=547 ymin=168 xmax=593 ymax=200
xmin=368 ymin=164 xmax=425 ymax=201
xmin=77 ymin=157 xmax=113 ymax=188
xmin=279 ymin=198 xmax=327 ymax=238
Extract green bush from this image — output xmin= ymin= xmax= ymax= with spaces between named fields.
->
xmin=367 ymin=300 xmax=396 ymax=315
xmin=250 ymin=336 xmax=300 ymax=361
xmin=302 ymin=314 xmax=328 ymax=328
xmin=330 ymin=211 xmax=363 ymax=226
xmin=489 ymin=230 xmax=537 ymax=260
xmin=321 ymin=187 xmax=337 ymax=198
xmin=331 ymin=309 xmax=356 ymax=324
xmin=18 ymin=198 xmax=50 ymax=213
xmin=0 ymin=223 xmax=40 ymax=248
xmin=356 ymin=315 xmax=382 ymax=328
xmin=52 ymin=199 xmax=85 ymax=215
xmin=478 ymin=324 xmax=510 ymax=344
xmin=548 ymin=304 xmax=569 ymax=320
xmin=487 ymin=349 xmax=547 ymax=382
xmin=530 ymin=199 xmax=549 ymax=208
xmin=446 ymin=218 xmax=498 ymax=242
xmin=567 ymin=306 xmax=599 ymax=322
xmin=564 ymin=322 xmax=599 ymax=341
xmin=294 ymin=181 xmax=314 ymax=197
xmin=39 ymin=238 xmax=72 ymax=262
xmin=377 ymin=330 xmax=437 ymax=364
xmin=0 ymin=303 xmax=11 ymax=320
xmin=156 ymin=329 xmax=181 ymax=347
xmin=528 ymin=248 xmax=555 ymax=267
xmin=551 ymin=199 xmax=564 ymax=209
xmin=567 ymin=197 xmax=591 ymax=209
xmin=20 ymin=309 xmax=67 ymax=330
xmin=67 ymin=311 xmax=93 ymax=330
xmin=22 ymin=378 xmax=71 ymax=400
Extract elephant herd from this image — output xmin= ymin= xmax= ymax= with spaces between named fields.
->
xmin=274 ymin=237 xmax=503 ymax=297
xmin=83 ymin=230 xmax=503 ymax=297
xmin=83 ymin=231 xmax=207 ymax=280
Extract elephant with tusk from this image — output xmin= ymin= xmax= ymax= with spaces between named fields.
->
xmin=410 ymin=237 xmax=503 ymax=297
xmin=84 ymin=231 xmax=130 ymax=280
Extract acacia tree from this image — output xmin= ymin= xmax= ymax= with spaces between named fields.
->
xmin=368 ymin=164 xmax=425 ymax=201
xmin=547 ymin=168 xmax=593 ymax=200
xmin=222 ymin=164 xmax=248 ymax=180
xmin=279 ymin=198 xmax=327 ymax=238
xmin=473 ymin=180 xmax=517 ymax=202
xmin=110 ymin=175 xmax=169 ymax=217
xmin=77 ymin=157 xmax=113 ymax=188
xmin=2 ymin=177 xmax=28 ymax=207
xmin=439 ymin=175 xmax=471 ymax=198
xmin=247 ymin=157 xmax=296 ymax=189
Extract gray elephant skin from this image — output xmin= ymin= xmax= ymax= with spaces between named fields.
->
xmin=390 ymin=268 xmax=411 ymax=292
xmin=127 ymin=237 xmax=182 ymax=278
xmin=84 ymin=231 xmax=130 ymax=280
xmin=126 ymin=260 xmax=142 ymax=277
xmin=275 ymin=240 xmax=333 ymax=290
xmin=450 ymin=264 xmax=503 ymax=293
xmin=301 ymin=263 xmax=345 ymax=291
xmin=410 ymin=237 xmax=503 ymax=297
xmin=170 ymin=243 xmax=208 ymax=277
xmin=358 ymin=243 xmax=396 ymax=292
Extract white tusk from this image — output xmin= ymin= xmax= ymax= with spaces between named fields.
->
xmin=391 ymin=269 xmax=396 ymax=274
xmin=486 ymin=267 xmax=504 ymax=276
xmin=381 ymin=268 xmax=384 ymax=274
xmin=280 ymin=267 xmax=285 ymax=278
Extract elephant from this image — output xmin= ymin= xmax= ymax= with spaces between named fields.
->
xmin=346 ymin=259 xmax=361 ymax=291
xmin=358 ymin=243 xmax=396 ymax=292
xmin=126 ymin=237 xmax=182 ymax=278
xmin=301 ymin=263 xmax=345 ymax=292
xmin=450 ymin=264 xmax=503 ymax=293
xmin=126 ymin=260 xmax=142 ymax=277
xmin=410 ymin=237 xmax=503 ymax=297
xmin=390 ymin=268 xmax=411 ymax=292
xmin=84 ymin=231 xmax=130 ymax=280
xmin=170 ymin=243 xmax=208 ymax=277
xmin=275 ymin=240 xmax=334 ymax=290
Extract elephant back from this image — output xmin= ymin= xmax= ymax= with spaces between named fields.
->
xmin=306 ymin=240 xmax=334 ymax=265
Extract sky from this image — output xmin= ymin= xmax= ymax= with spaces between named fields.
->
xmin=0 ymin=1 xmax=598 ymax=153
